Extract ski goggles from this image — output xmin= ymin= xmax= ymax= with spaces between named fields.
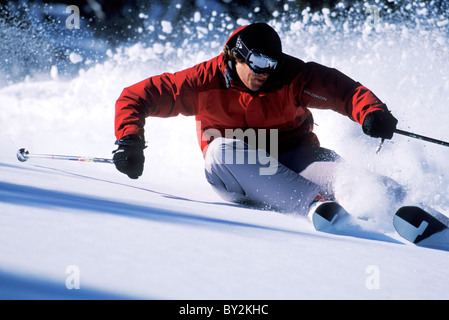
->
xmin=234 ymin=36 xmax=279 ymax=74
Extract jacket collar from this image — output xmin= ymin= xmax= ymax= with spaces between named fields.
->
xmin=224 ymin=59 xmax=247 ymax=90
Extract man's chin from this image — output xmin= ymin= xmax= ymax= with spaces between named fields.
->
xmin=249 ymin=81 xmax=265 ymax=91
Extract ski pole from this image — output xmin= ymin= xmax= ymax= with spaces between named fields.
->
xmin=376 ymin=129 xmax=449 ymax=154
xmin=16 ymin=148 xmax=113 ymax=164
xmin=394 ymin=129 xmax=449 ymax=147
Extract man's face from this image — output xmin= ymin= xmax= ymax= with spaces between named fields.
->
xmin=235 ymin=59 xmax=269 ymax=92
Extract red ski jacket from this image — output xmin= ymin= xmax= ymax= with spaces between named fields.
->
xmin=115 ymin=26 xmax=387 ymax=155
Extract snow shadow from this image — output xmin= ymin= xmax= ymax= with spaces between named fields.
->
xmin=0 ymin=268 xmax=139 ymax=300
xmin=0 ymin=179 xmax=414 ymax=249
xmin=7 ymin=162 xmax=244 ymax=210
xmin=0 ymin=180 xmax=313 ymax=237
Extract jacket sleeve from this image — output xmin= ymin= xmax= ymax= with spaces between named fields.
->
xmin=114 ymin=67 xmax=202 ymax=140
xmin=299 ymin=62 xmax=387 ymax=125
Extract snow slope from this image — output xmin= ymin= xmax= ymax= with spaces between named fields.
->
xmin=1 ymin=1 xmax=449 ymax=300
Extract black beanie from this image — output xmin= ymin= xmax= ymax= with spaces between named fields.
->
xmin=237 ymin=23 xmax=282 ymax=60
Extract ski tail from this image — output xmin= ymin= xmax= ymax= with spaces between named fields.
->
xmin=309 ymin=201 xmax=349 ymax=232
xmin=393 ymin=206 xmax=449 ymax=244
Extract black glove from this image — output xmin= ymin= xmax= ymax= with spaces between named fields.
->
xmin=362 ymin=110 xmax=398 ymax=140
xmin=112 ymin=134 xmax=146 ymax=179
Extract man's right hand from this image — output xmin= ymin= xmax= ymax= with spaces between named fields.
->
xmin=112 ymin=134 xmax=146 ymax=179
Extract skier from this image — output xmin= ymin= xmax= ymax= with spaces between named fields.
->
xmin=112 ymin=22 xmax=399 ymax=218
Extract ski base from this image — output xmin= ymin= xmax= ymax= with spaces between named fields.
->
xmin=309 ymin=203 xmax=449 ymax=246
xmin=393 ymin=206 xmax=449 ymax=244
xmin=310 ymin=201 xmax=349 ymax=232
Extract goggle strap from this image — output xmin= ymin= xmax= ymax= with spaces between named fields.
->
xmin=234 ymin=35 xmax=278 ymax=74
xmin=235 ymin=36 xmax=251 ymax=61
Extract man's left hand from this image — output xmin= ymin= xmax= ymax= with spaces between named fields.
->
xmin=362 ymin=110 xmax=398 ymax=140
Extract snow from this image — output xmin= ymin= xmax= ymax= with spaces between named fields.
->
xmin=1 ymin=161 xmax=449 ymax=300
xmin=1 ymin=2 xmax=449 ymax=300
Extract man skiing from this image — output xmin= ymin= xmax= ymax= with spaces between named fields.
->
xmin=112 ymin=22 xmax=398 ymax=218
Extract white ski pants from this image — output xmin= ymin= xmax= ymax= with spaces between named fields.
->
xmin=204 ymin=137 xmax=340 ymax=215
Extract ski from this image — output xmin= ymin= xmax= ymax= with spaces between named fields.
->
xmin=309 ymin=202 xmax=401 ymax=243
xmin=309 ymin=201 xmax=349 ymax=232
xmin=393 ymin=206 xmax=449 ymax=245
xmin=309 ymin=202 xmax=449 ymax=246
